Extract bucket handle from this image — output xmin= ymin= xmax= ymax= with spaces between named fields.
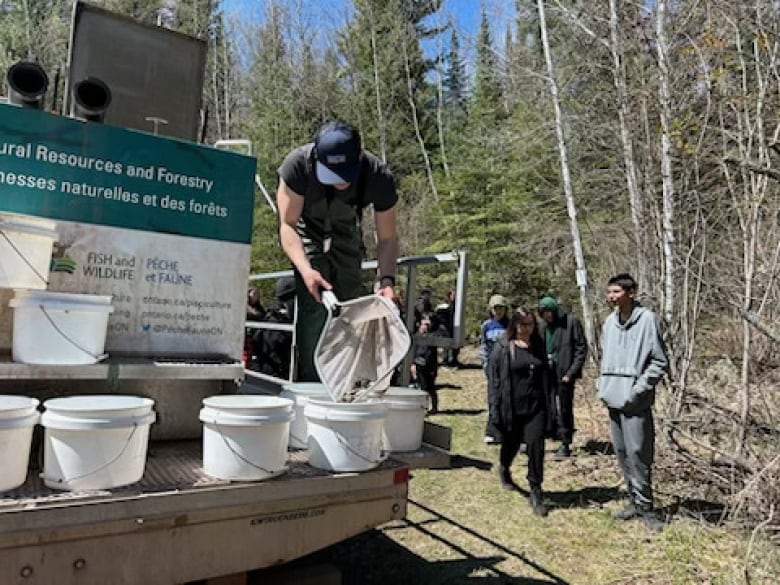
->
xmin=334 ymin=433 xmax=387 ymax=465
xmin=213 ymin=421 xmax=287 ymax=476
xmin=40 ymin=423 xmax=139 ymax=486
xmin=289 ymin=429 xmax=308 ymax=449
xmin=320 ymin=410 xmax=387 ymax=466
xmin=39 ymin=304 xmax=108 ymax=362
xmin=0 ymin=228 xmax=49 ymax=286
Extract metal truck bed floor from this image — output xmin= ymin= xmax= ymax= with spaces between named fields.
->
xmin=0 ymin=440 xmax=397 ymax=512
xmin=0 ymin=441 xmax=408 ymax=584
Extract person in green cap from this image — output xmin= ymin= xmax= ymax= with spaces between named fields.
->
xmin=276 ymin=120 xmax=399 ymax=381
xmin=538 ymin=295 xmax=587 ymax=459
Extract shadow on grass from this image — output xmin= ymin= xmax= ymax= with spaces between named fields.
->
xmin=451 ymin=454 xmax=493 ymax=471
xmin=668 ymin=497 xmax=727 ymax=525
xmin=435 ymin=382 xmax=463 ymax=390
xmin=543 ymin=485 xmax=622 ymax=510
xmin=404 ymin=499 xmax=571 ymax=584
xmin=440 ymin=408 xmax=486 ymax=416
xmin=272 ymin=526 xmax=565 ymax=585
xmin=579 ymin=439 xmax=614 ymax=456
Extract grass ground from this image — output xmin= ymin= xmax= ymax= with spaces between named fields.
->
xmin=289 ymin=349 xmax=779 ymax=584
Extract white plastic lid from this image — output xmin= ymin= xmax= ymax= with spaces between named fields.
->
xmin=0 ymin=213 xmax=57 ymax=239
xmin=304 ymin=398 xmax=388 ymax=422
xmin=43 ymin=395 xmax=154 ymax=413
xmin=10 ymin=289 xmax=115 ymax=313
xmin=200 ymin=395 xmax=294 ymax=426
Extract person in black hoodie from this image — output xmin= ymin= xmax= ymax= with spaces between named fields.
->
xmin=538 ymin=296 xmax=588 ymax=460
xmin=489 ymin=307 xmax=549 ymax=516
xmin=411 ymin=315 xmax=438 ymax=414
xmin=253 ymin=277 xmax=295 ymax=379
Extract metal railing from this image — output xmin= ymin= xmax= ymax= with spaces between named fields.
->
xmin=245 ymin=250 xmax=468 ymax=388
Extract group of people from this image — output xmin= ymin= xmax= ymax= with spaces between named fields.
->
xmin=477 ymin=275 xmax=668 ymax=530
xmin=244 ymin=278 xmax=296 ymax=380
xmin=409 ymin=287 xmax=460 ymax=414
xmin=478 ymin=293 xmax=587 ymax=516
xmin=270 ymin=119 xmax=668 ymax=530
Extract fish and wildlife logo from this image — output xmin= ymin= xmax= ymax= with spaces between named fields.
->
xmin=50 ymin=241 xmax=77 ymax=273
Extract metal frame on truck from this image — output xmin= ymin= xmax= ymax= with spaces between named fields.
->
xmin=245 ymin=250 xmax=469 ymax=389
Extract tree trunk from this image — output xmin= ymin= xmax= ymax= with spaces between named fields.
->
xmin=655 ymin=0 xmax=676 ymax=328
xmin=537 ymin=0 xmax=596 ymax=352
xmin=401 ymin=31 xmax=438 ymax=204
xmin=609 ymin=0 xmax=649 ymax=294
xmin=368 ymin=13 xmax=387 ymax=163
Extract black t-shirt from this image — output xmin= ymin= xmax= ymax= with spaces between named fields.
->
xmin=277 ymin=144 xmax=397 ymax=256
xmin=509 ymin=345 xmax=545 ymax=416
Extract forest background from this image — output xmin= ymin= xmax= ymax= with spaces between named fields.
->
xmin=1 ymin=0 xmax=777 ymax=544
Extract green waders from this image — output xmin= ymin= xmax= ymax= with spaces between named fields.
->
xmin=294 ymin=194 xmax=365 ymax=382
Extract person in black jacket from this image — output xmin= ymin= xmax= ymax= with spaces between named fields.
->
xmin=253 ymin=277 xmax=295 ymax=379
xmin=489 ymin=307 xmax=549 ymax=516
xmin=538 ymin=296 xmax=588 ymax=460
xmin=411 ymin=315 xmax=438 ymax=414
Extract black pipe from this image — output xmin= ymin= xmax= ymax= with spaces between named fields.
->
xmin=6 ymin=61 xmax=49 ymax=109
xmin=71 ymin=77 xmax=111 ymax=123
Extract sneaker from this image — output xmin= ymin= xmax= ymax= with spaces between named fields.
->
xmin=484 ymin=435 xmax=497 ymax=444
xmin=612 ymin=502 xmax=640 ymax=521
xmin=554 ymin=444 xmax=572 ymax=461
xmin=529 ymin=488 xmax=548 ymax=517
xmin=518 ymin=443 xmax=527 ymax=454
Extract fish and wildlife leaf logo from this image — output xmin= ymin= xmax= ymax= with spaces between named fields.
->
xmin=50 ymin=241 xmax=77 ymax=273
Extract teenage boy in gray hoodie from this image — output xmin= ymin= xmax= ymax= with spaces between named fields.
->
xmin=598 ymin=273 xmax=668 ymax=531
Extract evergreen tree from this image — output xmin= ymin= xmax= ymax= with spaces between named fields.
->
xmin=105 ymin=0 xmax=165 ymax=25
xmin=443 ymin=27 xmax=467 ymax=115
xmin=471 ymin=8 xmax=504 ymax=124
xmin=338 ymin=0 xmax=441 ymax=176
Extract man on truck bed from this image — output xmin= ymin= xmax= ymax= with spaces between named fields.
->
xmin=276 ymin=120 xmax=399 ymax=381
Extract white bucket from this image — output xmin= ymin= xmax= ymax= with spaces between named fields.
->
xmin=0 ymin=213 xmax=57 ymax=290
xmin=304 ymin=398 xmax=388 ymax=472
xmin=280 ymin=383 xmax=330 ymax=449
xmin=9 ymin=290 xmax=114 ymax=365
xmin=381 ymin=387 xmax=428 ymax=452
xmin=200 ymin=395 xmax=294 ymax=481
xmin=41 ymin=395 xmax=156 ymax=491
xmin=0 ymin=395 xmax=40 ymax=492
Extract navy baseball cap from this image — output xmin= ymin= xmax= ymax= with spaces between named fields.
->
xmin=314 ymin=121 xmax=362 ymax=185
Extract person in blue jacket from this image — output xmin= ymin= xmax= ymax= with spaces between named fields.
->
xmin=597 ymin=273 xmax=668 ymax=531
xmin=479 ymin=294 xmax=510 ymax=444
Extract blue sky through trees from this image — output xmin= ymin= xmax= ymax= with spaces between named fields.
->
xmin=221 ymin=0 xmax=515 ymax=65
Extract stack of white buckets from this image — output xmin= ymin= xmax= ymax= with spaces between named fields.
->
xmin=198 ymin=383 xmax=428 ymax=480
xmin=280 ymin=383 xmax=429 ymax=471
xmin=1 ymin=212 xmax=155 ymax=493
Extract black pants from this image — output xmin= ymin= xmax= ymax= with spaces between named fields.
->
xmin=416 ymin=368 xmax=438 ymax=411
xmin=445 ymin=347 xmax=460 ymax=366
xmin=499 ymin=408 xmax=546 ymax=488
xmin=554 ymin=380 xmax=576 ymax=444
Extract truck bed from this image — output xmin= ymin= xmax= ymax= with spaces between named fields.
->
xmin=0 ymin=440 xmax=409 ymax=584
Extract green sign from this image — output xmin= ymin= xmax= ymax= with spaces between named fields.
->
xmin=0 ymin=104 xmax=255 ymax=243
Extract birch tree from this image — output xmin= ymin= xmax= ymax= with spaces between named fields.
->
xmin=537 ymin=0 xmax=596 ymax=350
xmin=608 ymin=0 xmax=650 ymax=294
xmin=655 ymin=0 xmax=677 ymax=330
